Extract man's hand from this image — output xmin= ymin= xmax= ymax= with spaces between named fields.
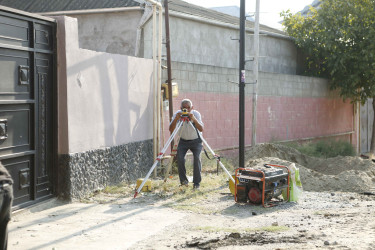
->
xmin=169 ymin=111 xmax=182 ymax=133
xmin=189 ymin=113 xmax=203 ymax=132
xmin=188 ymin=113 xmax=196 ymax=122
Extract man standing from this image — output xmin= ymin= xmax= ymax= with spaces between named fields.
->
xmin=169 ymin=99 xmax=204 ymax=189
xmin=0 ymin=162 xmax=13 ymax=250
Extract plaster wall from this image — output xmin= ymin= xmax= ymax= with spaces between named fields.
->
xmin=57 ymin=16 xmax=154 ymax=154
xmin=69 ymin=10 xmax=143 ymax=56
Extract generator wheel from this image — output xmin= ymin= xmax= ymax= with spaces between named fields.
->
xmin=248 ymin=187 xmax=262 ymax=204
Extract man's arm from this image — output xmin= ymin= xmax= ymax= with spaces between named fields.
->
xmin=189 ymin=112 xmax=204 ymax=132
xmin=169 ymin=112 xmax=182 ymax=133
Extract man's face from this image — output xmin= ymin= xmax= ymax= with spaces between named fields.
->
xmin=181 ymin=103 xmax=191 ymax=111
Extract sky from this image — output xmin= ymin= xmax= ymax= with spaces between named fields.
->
xmin=183 ymin=0 xmax=315 ymax=30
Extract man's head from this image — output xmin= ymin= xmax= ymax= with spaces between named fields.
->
xmin=181 ymin=99 xmax=193 ymax=111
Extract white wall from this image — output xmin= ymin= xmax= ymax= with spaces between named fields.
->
xmin=56 ymin=16 xmax=154 ymax=154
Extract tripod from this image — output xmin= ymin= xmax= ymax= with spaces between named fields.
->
xmin=134 ymin=116 xmax=235 ymax=198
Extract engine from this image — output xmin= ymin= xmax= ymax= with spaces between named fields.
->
xmin=235 ymin=164 xmax=289 ymax=206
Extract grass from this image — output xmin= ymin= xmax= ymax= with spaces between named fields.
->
xmin=280 ymin=139 xmax=356 ymax=158
xmin=86 ymin=155 xmax=236 ymax=213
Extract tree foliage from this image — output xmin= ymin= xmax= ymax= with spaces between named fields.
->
xmin=281 ymin=0 xmax=375 ymax=104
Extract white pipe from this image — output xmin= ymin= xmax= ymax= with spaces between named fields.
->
xmin=252 ymin=0 xmax=260 ymax=146
xmin=157 ymin=6 xmax=163 ymax=158
xmin=143 ymin=0 xmax=163 ymax=161
xmin=135 ymin=7 xmax=153 ymax=57
xmin=152 ymin=5 xmax=157 ymax=161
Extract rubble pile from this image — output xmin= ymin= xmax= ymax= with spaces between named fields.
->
xmin=244 ymin=143 xmax=375 ymax=193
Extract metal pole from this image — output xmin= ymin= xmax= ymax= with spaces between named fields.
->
xmin=134 ymin=119 xmax=184 ymax=198
xmin=164 ymin=0 xmax=174 ymax=121
xmin=252 ymin=0 xmax=260 ymax=147
xmin=152 ymin=6 xmax=158 ymax=162
xmin=239 ymin=0 xmax=246 ymax=168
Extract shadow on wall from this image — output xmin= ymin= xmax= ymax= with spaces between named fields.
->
xmin=66 ymin=51 xmax=153 ymax=152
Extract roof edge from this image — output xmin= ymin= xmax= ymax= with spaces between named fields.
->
xmin=36 ymin=6 xmax=142 ymax=16
xmin=0 ymin=5 xmax=56 ymax=22
xmin=168 ymin=10 xmax=290 ymax=40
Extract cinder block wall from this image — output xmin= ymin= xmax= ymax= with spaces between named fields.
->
xmin=162 ymin=61 xmax=356 ymax=152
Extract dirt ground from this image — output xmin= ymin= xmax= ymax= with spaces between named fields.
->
xmin=9 ymin=143 xmax=375 ymax=249
xmin=129 ymin=143 xmax=375 ymax=249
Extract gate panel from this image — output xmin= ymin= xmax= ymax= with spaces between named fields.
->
xmin=0 ymin=48 xmax=31 ymax=100
xmin=35 ymin=53 xmax=53 ymax=199
xmin=0 ymin=9 xmax=56 ymax=207
xmin=0 ymin=15 xmax=29 ymax=47
xmin=2 ymin=155 xmax=33 ymax=205
xmin=0 ymin=104 xmax=33 ymax=155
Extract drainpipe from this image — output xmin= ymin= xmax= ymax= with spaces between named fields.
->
xmin=144 ymin=0 xmax=163 ymax=167
xmin=135 ymin=6 xmax=153 ymax=57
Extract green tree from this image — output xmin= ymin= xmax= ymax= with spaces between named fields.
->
xmin=281 ymin=0 xmax=375 ymax=156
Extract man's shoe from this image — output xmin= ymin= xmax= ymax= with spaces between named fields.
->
xmin=193 ymin=184 xmax=200 ymax=190
xmin=180 ymin=180 xmax=189 ymax=187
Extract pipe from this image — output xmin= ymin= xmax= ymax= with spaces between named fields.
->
xmin=239 ymin=0 xmax=245 ymax=168
xmin=135 ymin=7 xmax=153 ymax=57
xmin=151 ymin=5 xmax=157 ymax=163
xmin=143 ymin=0 xmax=163 ymax=164
xmin=158 ymin=3 xmax=163 ymax=163
xmin=252 ymin=0 xmax=260 ymax=147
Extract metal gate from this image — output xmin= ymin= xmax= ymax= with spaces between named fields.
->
xmin=0 ymin=7 xmax=56 ymax=208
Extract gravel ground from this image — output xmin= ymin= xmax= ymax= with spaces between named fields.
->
xmin=9 ymin=143 xmax=375 ymax=249
xmin=129 ymin=189 xmax=375 ymax=249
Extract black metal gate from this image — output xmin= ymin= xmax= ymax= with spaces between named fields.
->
xmin=0 ymin=7 xmax=56 ymax=208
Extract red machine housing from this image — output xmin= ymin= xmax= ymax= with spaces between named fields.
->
xmin=234 ymin=164 xmax=290 ymax=207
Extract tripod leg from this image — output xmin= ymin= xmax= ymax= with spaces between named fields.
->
xmin=163 ymin=135 xmax=181 ymax=181
xmin=187 ymin=121 xmax=235 ymax=183
xmin=134 ymin=120 xmax=184 ymax=198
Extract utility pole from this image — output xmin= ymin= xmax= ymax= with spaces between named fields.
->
xmin=164 ymin=0 xmax=177 ymax=158
xmin=164 ymin=0 xmax=174 ymax=121
xmin=252 ymin=0 xmax=260 ymax=147
xmin=239 ymin=0 xmax=245 ymax=168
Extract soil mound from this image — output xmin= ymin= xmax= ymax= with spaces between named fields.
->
xmin=243 ymin=143 xmax=375 ymax=193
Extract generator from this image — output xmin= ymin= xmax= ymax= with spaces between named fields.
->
xmin=234 ymin=164 xmax=290 ymax=207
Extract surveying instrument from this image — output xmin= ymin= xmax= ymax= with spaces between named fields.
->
xmin=134 ymin=109 xmax=235 ymax=198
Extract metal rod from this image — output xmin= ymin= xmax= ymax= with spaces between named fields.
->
xmin=239 ymin=0 xmax=245 ymax=169
xmin=187 ymin=122 xmax=235 ymax=183
xmin=134 ymin=119 xmax=184 ymax=198
xmin=252 ymin=0 xmax=260 ymax=147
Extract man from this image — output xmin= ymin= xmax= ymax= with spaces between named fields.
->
xmin=169 ymin=99 xmax=204 ymax=189
xmin=0 ymin=162 xmax=13 ymax=250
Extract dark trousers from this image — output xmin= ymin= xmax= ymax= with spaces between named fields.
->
xmin=177 ymin=138 xmax=203 ymax=185
xmin=0 ymin=183 xmax=13 ymax=250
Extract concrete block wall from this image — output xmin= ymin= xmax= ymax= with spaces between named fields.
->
xmin=144 ymin=14 xmax=299 ymax=75
xmin=162 ymin=61 xmax=356 ymax=151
